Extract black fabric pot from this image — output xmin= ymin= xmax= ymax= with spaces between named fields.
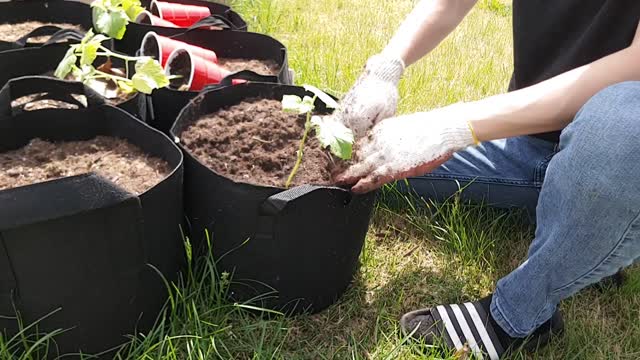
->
xmin=135 ymin=30 xmax=293 ymax=134
xmin=0 ymin=0 xmax=91 ymax=52
xmin=0 ymin=77 xmax=185 ymax=357
xmin=121 ymin=0 xmax=247 ymax=52
xmin=0 ymin=48 xmax=152 ymax=121
xmin=170 ymin=83 xmax=376 ymax=314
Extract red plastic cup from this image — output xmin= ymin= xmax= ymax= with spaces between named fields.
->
xmin=141 ymin=31 xmax=218 ymax=67
xmin=166 ymin=48 xmax=231 ymax=91
xmin=135 ymin=10 xmax=179 ymax=28
xmin=150 ymin=1 xmax=211 ymax=28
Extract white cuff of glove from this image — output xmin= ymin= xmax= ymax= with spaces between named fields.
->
xmin=441 ymin=119 xmax=479 ymax=151
xmin=366 ymin=54 xmax=406 ymax=85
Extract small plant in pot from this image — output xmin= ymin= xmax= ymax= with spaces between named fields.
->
xmin=171 ymin=83 xmax=376 ymax=313
xmin=54 ymin=30 xmax=169 ymax=105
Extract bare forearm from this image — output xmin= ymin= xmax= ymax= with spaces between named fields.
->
xmin=470 ymin=31 xmax=640 ymax=141
xmin=383 ymin=0 xmax=478 ymax=66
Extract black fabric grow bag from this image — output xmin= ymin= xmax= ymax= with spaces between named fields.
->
xmin=134 ymin=30 xmax=293 ymax=134
xmin=121 ymin=0 xmax=247 ymax=52
xmin=171 ymin=83 xmax=376 ymax=314
xmin=0 ymin=77 xmax=184 ymax=357
xmin=0 ymin=47 xmax=152 ymax=121
xmin=0 ymin=0 xmax=91 ymax=52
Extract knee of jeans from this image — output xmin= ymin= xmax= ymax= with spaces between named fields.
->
xmin=562 ymin=81 xmax=640 ymax=155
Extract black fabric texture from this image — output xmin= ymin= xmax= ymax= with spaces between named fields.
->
xmin=0 ymin=1 xmax=92 ymax=52
xmin=170 ymin=83 xmax=376 ymax=314
xmin=510 ymin=0 xmax=640 ymax=142
xmin=0 ymin=88 xmax=184 ymax=357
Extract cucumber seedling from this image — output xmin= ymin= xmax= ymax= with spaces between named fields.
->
xmin=55 ymin=30 xmax=170 ymax=98
xmin=281 ymin=85 xmax=354 ymax=188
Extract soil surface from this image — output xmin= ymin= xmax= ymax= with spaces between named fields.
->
xmin=180 ymin=98 xmax=345 ymax=187
xmin=218 ymin=58 xmax=279 ymax=75
xmin=11 ymin=92 xmax=134 ymax=112
xmin=0 ymin=137 xmax=170 ymax=194
xmin=0 ymin=21 xmax=85 ymax=43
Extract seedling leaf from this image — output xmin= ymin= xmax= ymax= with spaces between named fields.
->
xmin=311 ymin=116 xmax=354 ymax=160
xmin=54 ymin=47 xmax=78 ymax=79
xmin=131 ymin=57 xmax=170 ymax=94
xmin=303 ymin=84 xmax=338 ymax=109
xmin=80 ymin=33 xmax=108 ymax=66
xmin=92 ymin=5 xmax=129 ymax=39
xmin=282 ymin=95 xmax=315 ymax=114
xmin=121 ymin=0 xmax=145 ymax=20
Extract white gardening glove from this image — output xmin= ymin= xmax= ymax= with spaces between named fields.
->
xmin=331 ymin=54 xmax=405 ymax=137
xmin=336 ymin=106 xmax=478 ymax=193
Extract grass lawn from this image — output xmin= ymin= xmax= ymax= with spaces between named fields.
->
xmin=4 ymin=0 xmax=640 ymax=359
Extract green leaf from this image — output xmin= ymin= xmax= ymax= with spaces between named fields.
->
xmin=311 ymin=116 xmax=354 ymax=160
xmin=80 ymin=35 xmax=107 ymax=66
xmin=121 ymin=0 xmax=144 ymax=20
xmin=118 ymin=80 xmax=136 ymax=94
xmin=281 ymin=95 xmax=315 ymax=114
xmin=303 ymin=84 xmax=338 ymax=109
xmin=131 ymin=57 xmax=170 ymax=94
xmin=54 ymin=47 xmax=78 ymax=79
xmin=93 ymin=5 xmax=129 ymax=39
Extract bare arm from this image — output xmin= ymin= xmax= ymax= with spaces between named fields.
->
xmin=383 ymin=0 xmax=479 ymax=66
xmin=470 ymin=22 xmax=640 ymax=141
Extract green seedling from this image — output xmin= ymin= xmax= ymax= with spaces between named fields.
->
xmin=55 ymin=30 xmax=170 ymax=97
xmin=282 ymin=85 xmax=354 ymax=188
xmin=91 ymin=0 xmax=144 ymax=39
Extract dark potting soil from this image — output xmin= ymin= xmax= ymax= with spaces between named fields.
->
xmin=218 ymin=58 xmax=279 ymax=75
xmin=168 ymin=50 xmax=191 ymax=90
xmin=0 ymin=137 xmax=170 ymax=194
xmin=0 ymin=21 xmax=85 ymax=43
xmin=180 ymin=98 xmax=347 ymax=187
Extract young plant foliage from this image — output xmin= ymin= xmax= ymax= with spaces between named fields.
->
xmin=55 ymin=30 xmax=169 ymax=96
xmin=281 ymin=86 xmax=355 ymax=187
xmin=91 ymin=0 xmax=144 ymax=39
xmin=282 ymin=86 xmax=353 ymax=160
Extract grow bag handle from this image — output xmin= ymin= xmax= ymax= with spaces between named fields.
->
xmin=0 ymin=76 xmax=105 ymax=117
xmin=14 ymin=25 xmax=67 ymax=47
xmin=259 ymin=185 xmax=352 ymax=216
xmin=42 ymin=28 xmax=86 ymax=46
xmin=203 ymin=70 xmax=280 ymax=91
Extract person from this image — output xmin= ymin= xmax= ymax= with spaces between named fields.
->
xmin=324 ymin=0 xmax=640 ymax=358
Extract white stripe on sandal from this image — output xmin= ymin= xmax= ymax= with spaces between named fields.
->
xmin=436 ymin=305 xmax=463 ymax=351
xmin=451 ymin=304 xmax=484 ymax=359
xmin=464 ymin=302 xmax=500 ymax=360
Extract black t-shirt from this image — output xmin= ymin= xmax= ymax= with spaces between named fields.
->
xmin=509 ymin=0 xmax=640 ymax=142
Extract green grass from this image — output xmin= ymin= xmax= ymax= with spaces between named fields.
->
xmin=3 ymin=0 xmax=640 ymax=359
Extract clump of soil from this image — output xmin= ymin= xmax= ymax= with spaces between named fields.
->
xmin=0 ymin=137 xmax=170 ymax=194
xmin=180 ymin=98 xmax=345 ymax=187
xmin=0 ymin=21 xmax=86 ymax=43
xmin=218 ymin=58 xmax=279 ymax=75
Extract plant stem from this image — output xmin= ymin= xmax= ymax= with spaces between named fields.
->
xmin=97 ymin=46 xmax=142 ymax=61
xmin=285 ymin=109 xmax=314 ymax=188
xmin=91 ymin=69 xmax=131 ymax=82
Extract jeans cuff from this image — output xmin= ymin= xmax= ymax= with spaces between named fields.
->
xmin=490 ymin=289 xmax=530 ymax=338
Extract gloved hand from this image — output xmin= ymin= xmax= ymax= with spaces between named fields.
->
xmin=331 ymin=54 xmax=405 ymax=137
xmin=336 ymin=105 xmax=478 ymax=193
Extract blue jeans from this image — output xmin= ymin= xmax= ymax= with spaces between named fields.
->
xmin=397 ymin=81 xmax=640 ymax=338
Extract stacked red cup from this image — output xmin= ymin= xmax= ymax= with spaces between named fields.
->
xmin=150 ymin=1 xmax=211 ymax=27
